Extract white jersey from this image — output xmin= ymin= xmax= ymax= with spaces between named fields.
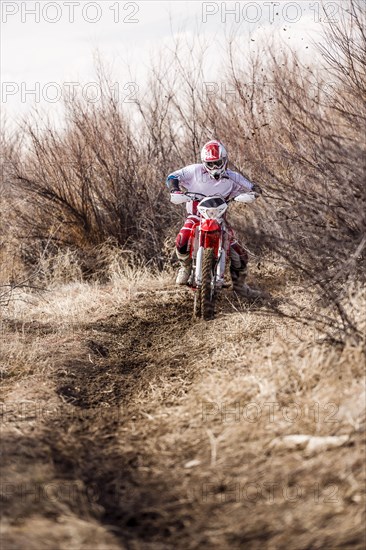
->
xmin=168 ymin=164 xmax=254 ymax=214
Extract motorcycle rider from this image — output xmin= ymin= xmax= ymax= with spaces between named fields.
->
xmin=166 ymin=140 xmax=262 ymax=298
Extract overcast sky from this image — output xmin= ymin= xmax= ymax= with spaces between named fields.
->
xmin=1 ymin=1 xmax=337 ymax=125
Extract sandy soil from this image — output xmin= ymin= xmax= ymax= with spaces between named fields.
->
xmin=1 ymin=271 xmax=365 ymax=549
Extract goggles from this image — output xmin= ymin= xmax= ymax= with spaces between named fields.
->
xmin=205 ymin=159 xmax=224 ymax=169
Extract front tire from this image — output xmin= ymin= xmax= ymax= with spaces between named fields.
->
xmin=201 ymin=248 xmax=216 ymax=320
xmin=193 ymin=289 xmax=201 ymax=319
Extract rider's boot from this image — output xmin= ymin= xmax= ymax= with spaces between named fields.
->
xmin=231 ymin=267 xmax=262 ymax=298
xmin=176 ymin=251 xmax=192 ymax=285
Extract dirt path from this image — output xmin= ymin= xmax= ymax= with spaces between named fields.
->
xmin=1 ymin=284 xmax=365 ymax=549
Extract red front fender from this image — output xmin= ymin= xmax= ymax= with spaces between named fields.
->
xmin=201 ymin=219 xmax=220 ymax=232
xmin=200 ymin=221 xmax=221 ymax=253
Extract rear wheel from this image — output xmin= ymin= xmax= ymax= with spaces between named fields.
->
xmin=201 ymin=248 xmax=216 ymax=320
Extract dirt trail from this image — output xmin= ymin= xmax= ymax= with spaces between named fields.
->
xmin=51 ymin=296 xmax=199 ymax=538
xmin=1 ymin=284 xmax=365 ymax=550
xmin=2 ymin=291 xmax=203 ymax=548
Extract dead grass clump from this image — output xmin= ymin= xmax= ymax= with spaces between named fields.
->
xmin=1 ymin=266 xmax=364 ymax=549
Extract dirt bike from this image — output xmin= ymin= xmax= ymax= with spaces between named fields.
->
xmin=172 ymin=191 xmax=257 ymax=320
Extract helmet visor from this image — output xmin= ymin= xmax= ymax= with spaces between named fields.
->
xmin=205 ymin=159 xmax=224 ymax=169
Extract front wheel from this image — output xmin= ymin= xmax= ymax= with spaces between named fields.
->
xmin=193 ymin=289 xmax=201 ymax=319
xmin=201 ymin=247 xmax=216 ymax=320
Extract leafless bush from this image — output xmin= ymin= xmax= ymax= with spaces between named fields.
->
xmin=191 ymin=2 xmax=365 ymax=340
xmin=1 ymin=1 xmax=364 ymax=340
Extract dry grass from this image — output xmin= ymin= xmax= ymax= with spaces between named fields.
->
xmin=1 ymin=259 xmax=364 ymax=549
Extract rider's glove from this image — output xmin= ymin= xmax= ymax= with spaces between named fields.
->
xmin=170 ymin=191 xmax=188 ymax=204
xmin=251 ymin=183 xmax=262 ymax=195
xmin=166 ymin=176 xmax=180 ymax=193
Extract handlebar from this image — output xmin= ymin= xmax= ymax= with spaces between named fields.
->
xmin=170 ymin=190 xmax=257 ymax=205
xmin=183 ymin=191 xmax=233 ymax=203
xmin=183 ymin=191 xmax=207 ymax=200
xmin=182 ymin=191 xmax=257 ymax=203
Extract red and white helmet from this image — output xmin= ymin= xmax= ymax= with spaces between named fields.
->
xmin=201 ymin=140 xmax=228 ymax=180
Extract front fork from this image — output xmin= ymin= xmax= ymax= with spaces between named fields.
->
xmin=215 ymin=228 xmax=230 ymax=288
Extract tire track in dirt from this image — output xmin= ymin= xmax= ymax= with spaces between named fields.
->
xmin=5 ymin=281 xmax=362 ymax=550
xmin=2 ymin=287 xmax=259 ymax=549
xmin=43 ymin=292 xmax=205 ymax=548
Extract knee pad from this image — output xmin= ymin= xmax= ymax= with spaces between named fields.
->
xmin=230 ymin=247 xmax=243 ymax=270
xmin=230 ymin=247 xmax=248 ymax=271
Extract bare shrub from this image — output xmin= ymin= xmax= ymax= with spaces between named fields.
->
xmin=1 ymin=1 xmax=364 ymax=341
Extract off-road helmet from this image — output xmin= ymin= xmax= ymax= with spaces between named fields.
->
xmin=201 ymin=140 xmax=228 ymax=180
